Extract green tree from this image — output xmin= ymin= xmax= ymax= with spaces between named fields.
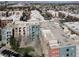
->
xmin=10 ymin=36 xmax=20 ymax=51
xmin=41 ymin=12 xmax=52 ymax=20
xmin=23 ymin=47 xmax=35 ymax=57
xmin=17 ymin=47 xmax=35 ymax=57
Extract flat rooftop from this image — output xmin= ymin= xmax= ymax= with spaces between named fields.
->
xmin=0 ymin=17 xmax=13 ymax=20
xmin=41 ymin=28 xmax=76 ymax=48
xmin=59 ymin=11 xmax=79 ymax=18
xmin=40 ymin=20 xmax=75 ymax=48
xmin=64 ymin=22 xmax=79 ymax=35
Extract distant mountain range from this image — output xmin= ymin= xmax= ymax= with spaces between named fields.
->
xmin=27 ymin=1 xmax=79 ymax=3
xmin=0 ymin=1 xmax=79 ymax=4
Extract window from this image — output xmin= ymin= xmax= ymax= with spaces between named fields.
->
xmin=19 ymin=27 xmax=21 ymax=32
xmin=7 ymin=39 xmax=8 ymax=41
xmin=32 ymin=26 xmax=35 ymax=29
xmin=7 ymin=35 xmax=9 ymax=37
xmin=23 ymin=27 xmax=25 ymax=29
xmin=19 ymin=27 xmax=21 ymax=29
xmin=7 ymin=42 xmax=8 ymax=44
xmin=32 ymin=34 xmax=34 ymax=37
xmin=23 ymin=32 xmax=25 ymax=35
xmin=66 ymin=49 xmax=69 ymax=51
xmin=32 ymin=32 xmax=35 ymax=34
xmin=7 ymin=32 xmax=11 ymax=35
xmin=36 ymin=26 xmax=38 ymax=28
xmin=7 ymin=32 xmax=8 ymax=34
xmin=15 ymin=28 xmax=17 ymax=30
xmin=23 ymin=27 xmax=25 ymax=32
xmin=66 ymin=54 xmax=69 ymax=56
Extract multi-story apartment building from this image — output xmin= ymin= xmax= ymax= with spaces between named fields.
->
xmin=58 ymin=11 xmax=79 ymax=22
xmin=38 ymin=19 xmax=78 ymax=57
xmin=12 ymin=21 xmax=40 ymax=47
xmin=1 ymin=26 xmax=12 ymax=45
xmin=62 ymin=22 xmax=79 ymax=57
xmin=7 ymin=3 xmax=29 ymax=11
xmin=30 ymin=10 xmax=44 ymax=21
xmin=12 ymin=21 xmax=27 ymax=39
xmin=40 ymin=28 xmax=76 ymax=57
xmin=20 ymin=10 xmax=31 ymax=21
xmin=64 ymin=22 xmax=79 ymax=35
xmin=58 ymin=11 xmax=68 ymax=18
xmin=29 ymin=24 xmax=40 ymax=41
xmin=0 ymin=17 xmax=13 ymax=28
xmin=47 ymin=10 xmax=59 ymax=18
xmin=10 ymin=11 xmax=23 ymax=21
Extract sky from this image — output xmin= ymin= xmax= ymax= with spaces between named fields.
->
xmin=0 ymin=1 xmax=79 ymax=4
xmin=1 ymin=1 xmax=79 ymax=3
